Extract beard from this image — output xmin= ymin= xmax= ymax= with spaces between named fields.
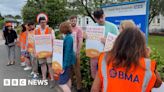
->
xmin=71 ymin=23 xmax=76 ymax=27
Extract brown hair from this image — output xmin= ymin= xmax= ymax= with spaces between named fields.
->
xmin=69 ymin=16 xmax=77 ymax=20
xmin=59 ymin=22 xmax=72 ymax=34
xmin=107 ymin=27 xmax=147 ymax=71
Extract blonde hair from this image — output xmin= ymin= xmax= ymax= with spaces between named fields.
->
xmin=120 ymin=20 xmax=136 ymax=31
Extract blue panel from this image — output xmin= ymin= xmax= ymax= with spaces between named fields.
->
xmin=105 ymin=15 xmax=146 ymax=34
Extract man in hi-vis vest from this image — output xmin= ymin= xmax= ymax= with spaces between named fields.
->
xmin=34 ymin=17 xmax=55 ymax=88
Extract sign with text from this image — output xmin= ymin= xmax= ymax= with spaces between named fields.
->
xmin=102 ymin=0 xmax=149 ymax=40
xmin=34 ymin=34 xmax=52 ymax=59
xmin=104 ymin=33 xmax=117 ymax=52
xmin=86 ymin=26 xmax=105 ymax=58
xmin=27 ymin=31 xmax=35 ymax=53
xmin=52 ymin=39 xmax=63 ymax=71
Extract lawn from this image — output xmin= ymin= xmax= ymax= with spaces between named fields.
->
xmin=148 ymin=35 xmax=164 ymax=58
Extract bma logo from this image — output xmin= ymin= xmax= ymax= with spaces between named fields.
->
xmin=109 ymin=68 xmax=117 ymax=78
xmin=109 ymin=69 xmax=139 ymax=83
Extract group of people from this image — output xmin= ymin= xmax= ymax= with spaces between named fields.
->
xmin=2 ymin=8 xmax=162 ymax=92
xmin=3 ymin=15 xmax=83 ymax=92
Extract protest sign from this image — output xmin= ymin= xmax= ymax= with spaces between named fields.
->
xmin=104 ymin=32 xmax=117 ymax=52
xmin=52 ymin=39 xmax=63 ymax=71
xmin=86 ymin=26 xmax=105 ymax=58
xmin=34 ymin=34 xmax=52 ymax=59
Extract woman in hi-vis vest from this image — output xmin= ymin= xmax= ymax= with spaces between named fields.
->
xmin=91 ymin=27 xmax=162 ymax=92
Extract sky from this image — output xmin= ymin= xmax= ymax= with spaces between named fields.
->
xmin=0 ymin=0 xmax=27 ymax=16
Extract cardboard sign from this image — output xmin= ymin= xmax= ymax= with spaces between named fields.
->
xmin=27 ymin=31 xmax=35 ymax=53
xmin=104 ymin=32 xmax=117 ymax=52
xmin=52 ymin=39 xmax=63 ymax=71
xmin=34 ymin=34 xmax=52 ymax=59
xmin=85 ymin=26 xmax=105 ymax=58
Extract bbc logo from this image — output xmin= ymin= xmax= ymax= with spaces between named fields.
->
xmin=3 ymin=79 xmax=26 ymax=86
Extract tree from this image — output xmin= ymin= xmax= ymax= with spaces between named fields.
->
xmin=22 ymin=0 xmax=70 ymax=28
xmin=149 ymin=0 xmax=164 ymax=24
xmin=15 ymin=15 xmax=22 ymax=19
xmin=67 ymin=0 xmax=137 ymax=23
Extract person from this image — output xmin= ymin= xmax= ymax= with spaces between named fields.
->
xmin=3 ymin=22 xmax=17 ymax=66
xmin=34 ymin=17 xmax=55 ymax=88
xmin=21 ymin=23 xmax=32 ymax=71
xmin=119 ymin=20 xmax=151 ymax=58
xmin=18 ymin=24 xmax=27 ymax=67
xmin=89 ymin=9 xmax=119 ymax=79
xmin=26 ymin=22 xmax=39 ymax=79
xmin=69 ymin=16 xmax=83 ymax=92
xmin=54 ymin=21 xmax=76 ymax=92
xmin=91 ymin=27 xmax=162 ymax=92
xmin=119 ymin=20 xmax=136 ymax=32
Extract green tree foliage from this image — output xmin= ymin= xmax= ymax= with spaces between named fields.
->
xmin=22 ymin=0 xmax=70 ymax=28
xmin=0 ymin=13 xmax=4 ymax=29
xmin=149 ymin=0 xmax=164 ymax=24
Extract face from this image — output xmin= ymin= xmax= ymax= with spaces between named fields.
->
xmin=29 ymin=25 xmax=35 ymax=31
xmin=70 ymin=18 xmax=77 ymax=27
xmin=7 ymin=26 xmax=12 ymax=30
xmin=94 ymin=14 xmax=105 ymax=25
xmin=25 ymin=24 xmax=29 ymax=31
xmin=40 ymin=20 xmax=47 ymax=28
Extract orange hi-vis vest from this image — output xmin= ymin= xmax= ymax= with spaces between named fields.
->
xmin=20 ymin=31 xmax=28 ymax=51
xmin=98 ymin=53 xmax=157 ymax=92
xmin=35 ymin=26 xmax=52 ymax=35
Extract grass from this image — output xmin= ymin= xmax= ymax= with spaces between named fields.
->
xmin=148 ymin=35 xmax=164 ymax=58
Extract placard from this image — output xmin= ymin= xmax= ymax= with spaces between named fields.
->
xmin=85 ymin=26 xmax=105 ymax=58
xmin=104 ymin=32 xmax=117 ymax=52
xmin=27 ymin=31 xmax=35 ymax=53
xmin=52 ymin=39 xmax=63 ymax=71
xmin=34 ymin=34 xmax=52 ymax=59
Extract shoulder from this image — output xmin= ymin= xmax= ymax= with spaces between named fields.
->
xmin=65 ymin=34 xmax=73 ymax=39
xmin=64 ymin=34 xmax=73 ymax=41
xmin=105 ymin=21 xmax=117 ymax=28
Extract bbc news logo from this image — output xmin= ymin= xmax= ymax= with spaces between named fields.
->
xmin=3 ymin=79 xmax=48 ymax=86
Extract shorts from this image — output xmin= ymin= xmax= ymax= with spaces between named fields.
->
xmin=58 ymin=67 xmax=71 ymax=85
xmin=29 ymin=53 xmax=35 ymax=62
xmin=38 ymin=57 xmax=52 ymax=64
xmin=21 ymin=51 xmax=30 ymax=58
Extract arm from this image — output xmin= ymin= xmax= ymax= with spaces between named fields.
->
xmin=154 ymin=63 xmax=162 ymax=88
xmin=91 ymin=73 xmax=101 ymax=92
xmin=77 ymin=28 xmax=83 ymax=56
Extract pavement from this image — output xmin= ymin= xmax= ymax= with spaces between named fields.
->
xmin=0 ymin=31 xmax=63 ymax=92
